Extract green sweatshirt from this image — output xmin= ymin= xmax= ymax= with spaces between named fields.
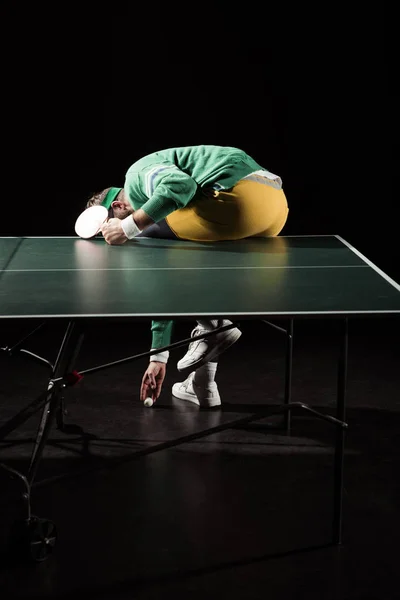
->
xmin=124 ymin=145 xmax=266 ymax=222
xmin=123 ymin=145 xmax=269 ymax=351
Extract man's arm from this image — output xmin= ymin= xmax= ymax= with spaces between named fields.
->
xmin=139 ymin=320 xmax=173 ymax=402
xmin=120 ymin=208 xmax=154 ymax=239
xmin=128 ymin=208 xmax=154 ymax=231
xmin=101 ymin=208 xmax=154 ymax=244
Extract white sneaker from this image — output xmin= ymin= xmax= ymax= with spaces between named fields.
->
xmin=172 ymin=372 xmax=221 ymax=408
xmin=177 ymin=323 xmax=242 ymax=375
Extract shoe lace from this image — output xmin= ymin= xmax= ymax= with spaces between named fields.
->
xmin=188 ymin=327 xmax=207 ymax=350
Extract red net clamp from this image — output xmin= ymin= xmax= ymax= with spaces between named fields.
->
xmin=63 ymin=370 xmax=84 ymax=386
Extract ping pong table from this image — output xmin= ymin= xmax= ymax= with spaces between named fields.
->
xmin=1 ymin=234 xmax=399 ymax=563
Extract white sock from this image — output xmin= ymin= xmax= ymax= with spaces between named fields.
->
xmin=193 ymin=362 xmax=218 ymax=386
xmin=196 ymin=319 xmax=232 ymax=330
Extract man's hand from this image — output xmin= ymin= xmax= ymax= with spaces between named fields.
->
xmin=140 ymin=361 xmax=167 ymax=403
xmin=100 ymin=218 xmax=128 ymax=245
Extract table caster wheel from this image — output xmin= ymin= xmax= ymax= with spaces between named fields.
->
xmin=8 ymin=516 xmax=57 ymax=563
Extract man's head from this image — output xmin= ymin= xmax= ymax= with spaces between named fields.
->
xmin=86 ymin=187 xmax=133 ymax=219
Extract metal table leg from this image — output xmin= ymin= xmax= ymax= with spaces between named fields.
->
xmin=332 ymin=317 xmax=348 ymax=544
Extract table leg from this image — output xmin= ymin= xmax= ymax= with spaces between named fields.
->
xmin=27 ymin=321 xmax=84 ymax=486
xmin=332 ymin=317 xmax=348 ymax=544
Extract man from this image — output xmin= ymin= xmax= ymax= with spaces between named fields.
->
xmin=84 ymin=145 xmax=289 ymax=407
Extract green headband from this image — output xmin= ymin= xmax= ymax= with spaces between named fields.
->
xmin=101 ymin=187 xmax=123 ymax=209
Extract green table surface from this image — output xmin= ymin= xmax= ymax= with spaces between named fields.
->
xmin=1 ymin=236 xmax=399 ymax=320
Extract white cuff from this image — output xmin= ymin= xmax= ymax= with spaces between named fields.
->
xmin=121 ymin=215 xmax=141 ymax=239
xmin=149 ymin=349 xmax=169 ymax=363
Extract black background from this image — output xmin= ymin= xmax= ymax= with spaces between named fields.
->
xmin=2 ymin=4 xmax=397 ymax=280
xmin=0 ymin=7 xmax=399 ymax=597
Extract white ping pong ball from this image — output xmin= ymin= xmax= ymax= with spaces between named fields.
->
xmin=144 ymin=398 xmax=154 ymax=407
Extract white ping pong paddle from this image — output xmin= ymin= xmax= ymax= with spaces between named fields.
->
xmin=74 ymin=206 xmax=109 ymax=239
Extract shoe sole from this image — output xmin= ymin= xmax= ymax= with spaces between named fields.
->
xmin=177 ymin=328 xmax=242 ymax=375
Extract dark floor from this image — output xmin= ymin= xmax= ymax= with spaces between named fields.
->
xmin=0 ymin=316 xmax=399 ymax=599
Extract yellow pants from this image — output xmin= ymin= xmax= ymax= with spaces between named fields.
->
xmin=166 ymin=177 xmax=289 ymax=242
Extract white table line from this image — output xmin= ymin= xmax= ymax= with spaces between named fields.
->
xmin=335 ymin=235 xmax=400 ymax=291
xmin=2 ymin=265 xmax=370 ymax=272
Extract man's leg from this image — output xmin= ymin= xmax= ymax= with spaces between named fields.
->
xmin=165 ymin=180 xmax=288 ymax=242
xmin=177 ymin=320 xmax=242 ymax=375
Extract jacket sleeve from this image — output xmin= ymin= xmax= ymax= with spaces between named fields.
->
xmin=150 ymin=319 xmax=174 ymax=349
xmin=139 ymin=165 xmax=198 ymax=222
